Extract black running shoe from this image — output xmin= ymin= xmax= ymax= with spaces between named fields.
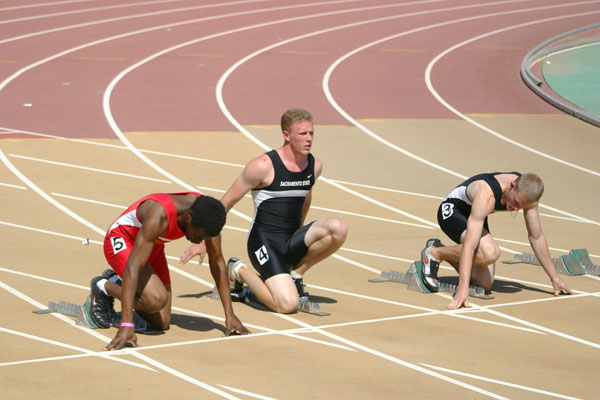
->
xmin=90 ymin=276 xmax=115 ymax=329
xmin=420 ymin=242 xmax=440 ymax=292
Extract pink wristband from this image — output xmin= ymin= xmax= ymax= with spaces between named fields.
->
xmin=120 ymin=322 xmax=134 ymax=328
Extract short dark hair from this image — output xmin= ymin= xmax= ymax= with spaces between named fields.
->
xmin=190 ymin=195 xmax=226 ymax=237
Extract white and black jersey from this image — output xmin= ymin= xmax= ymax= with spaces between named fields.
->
xmin=247 ymin=150 xmax=316 ymax=279
xmin=437 ymin=172 xmax=521 ymax=243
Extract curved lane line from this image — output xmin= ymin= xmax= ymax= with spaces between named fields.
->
xmin=0 ymin=0 xmax=211 ymax=25
xmin=0 ymin=0 xmax=294 ymax=44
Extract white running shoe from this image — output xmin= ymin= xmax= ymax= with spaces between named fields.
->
xmin=227 ymin=257 xmax=245 ymax=291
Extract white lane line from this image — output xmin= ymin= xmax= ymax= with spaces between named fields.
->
xmin=0 ymin=220 xmax=103 ymax=244
xmin=9 ymin=154 xmax=172 ymax=183
xmin=218 ymin=385 xmax=278 ymax=400
xmin=338 ymin=247 xmax=414 ymax=262
xmin=51 ymin=192 xmax=127 ymax=209
xmin=0 ymin=266 xmax=88 ymax=290
xmin=0 ymin=327 xmax=155 ymax=372
xmin=329 ymin=178 xmax=443 ymax=199
xmin=421 ymin=363 xmax=582 ymax=400
xmin=311 ymin=205 xmax=433 ymax=229
xmin=0 ymin=149 xmax=106 ymax=236
xmin=0 ymin=126 xmax=245 ymax=167
xmin=0 ymin=182 xmax=27 ymax=190
xmin=424 ymin=10 xmax=600 ymax=178
xmin=0 ymin=0 xmax=113 ymax=12
xmin=480 ymin=291 xmax=600 ymax=309
xmin=0 ymin=0 xmax=201 ymax=24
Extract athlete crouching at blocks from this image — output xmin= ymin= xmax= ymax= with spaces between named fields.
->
xmin=89 ymin=193 xmax=249 ymax=351
xmin=181 ymin=108 xmax=348 ymax=313
xmin=419 ymin=172 xmax=572 ymax=310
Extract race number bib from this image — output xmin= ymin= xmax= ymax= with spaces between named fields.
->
xmin=441 ymin=203 xmax=454 ymax=220
xmin=111 ymin=237 xmax=127 ymax=255
xmin=254 ymin=245 xmax=269 ymax=265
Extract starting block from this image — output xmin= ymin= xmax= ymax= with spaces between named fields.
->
xmin=369 ymin=261 xmax=494 ymax=300
xmin=209 ymin=285 xmax=330 ymax=316
xmin=502 ymin=248 xmax=599 ymax=276
xmin=33 ymin=297 xmax=100 ymax=328
xmin=34 ymin=296 xmax=158 ymax=334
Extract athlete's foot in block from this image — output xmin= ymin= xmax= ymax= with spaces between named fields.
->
xmin=446 ymin=290 xmax=471 ymax=310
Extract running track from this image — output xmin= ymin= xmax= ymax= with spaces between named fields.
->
xmin=1 ymin=1 xmax=599 ymax=399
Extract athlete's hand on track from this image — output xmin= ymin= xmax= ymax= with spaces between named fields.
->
xmin=179 ymin=242 xmax=207 ymax=265
xmin=104 ymin=327 xmax=138 ymax=351
xmin=551 ymin=275 xmax=573 ymax=296
xmin=446 ymin=289 xmax=472 ymax=310
xmin=224 ymin=315 xmax=251 ymax=336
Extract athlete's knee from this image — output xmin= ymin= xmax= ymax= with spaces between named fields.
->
xmin=274 ymin=294 xmax=299 ymax=314
xmin=472 ymin=273 xmax=494 ymax=292
xmin=141 ymin=291 xmax=169 ymax=313
xmin=329 ymin=218 xmax=348 ymax=243
xmin=477 ymin=242 xmax=500 ymax=265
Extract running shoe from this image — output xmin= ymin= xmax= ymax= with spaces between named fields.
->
xmin=89 ymin=276 xmax=115 ymax=328
xmin=291 ymin=271 xmax=308 ymax=298
xmin=420 ymin=240 xmax=440 ymax=292
xmin=227 ymin=257 xmax=245 ymax=292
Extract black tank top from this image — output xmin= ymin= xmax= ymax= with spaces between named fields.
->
xmin=250 ymin=150 xmax=315 ymax=233
xmin=458 ymin=171 xmax=521 ymax=211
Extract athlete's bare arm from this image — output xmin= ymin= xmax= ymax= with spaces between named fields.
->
xmin=221 ymin=154 xmax=273 ymax=211
xmin=180 ymin=156 xmax=273 ymax=265
xmin=523 ymin=206 xmax=572 ymax=296
xmin=447 ymin=182 xmax=495 ymax=310
xmin=205 ymin=234 xmax=250 ymax=335
xmin=105 ymin=201 xmax=168 ymax=350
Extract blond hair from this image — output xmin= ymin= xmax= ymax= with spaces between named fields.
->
xmin=281 ymin=108 xmax=313 ymax=132
xmin=515 ymin=173 xmax=544 ymax=203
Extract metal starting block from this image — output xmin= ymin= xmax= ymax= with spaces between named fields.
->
xmin=210 ymin=285 xmax=330 ymax=316
xmin=33 ymin=297 xmax=100 ymax=328
xmin=33 ymin=300 xmax=82 ymax=317
xmin=369 ymin=261 xmax=494 ymax=299
xmin=502 ymin=248 xmax=599 ymax=276
xmin=34 ymin=296 xmax=158 ymax=334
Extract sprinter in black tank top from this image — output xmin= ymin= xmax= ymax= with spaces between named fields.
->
xmin=420 ymin=172 xmax=571 ymax=310
xmin=182 ymin=109 xmax=348 ymax=314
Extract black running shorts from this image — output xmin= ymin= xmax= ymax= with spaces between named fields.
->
xmin=246 ymin=222 xmax=314 ymax=280
xmin=437 ymin=199 xmax=490 ymax=244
